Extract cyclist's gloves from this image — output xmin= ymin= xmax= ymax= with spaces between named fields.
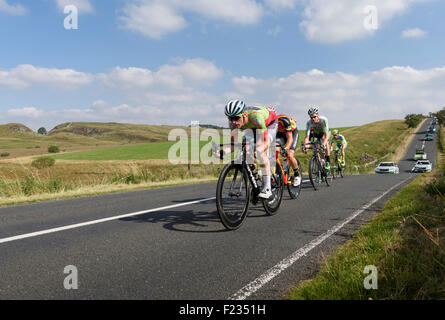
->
xmin=281 ymin=148 xmax=288 ymax=158
xmin=219 ymin=149 xmax=226 ymax=160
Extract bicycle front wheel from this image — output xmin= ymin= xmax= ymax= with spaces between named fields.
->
xmin=308 ymin=156 xmax=321 ymax=191
xmin=216 ymin=163 xmax=250 ymax=230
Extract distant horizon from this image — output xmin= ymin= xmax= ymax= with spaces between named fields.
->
xmin=0 ymin=118 xmax=410 ymax=134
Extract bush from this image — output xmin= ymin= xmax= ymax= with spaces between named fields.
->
xmin=404 ymin=114 xmax=425 ymax=128
xmin=32 ymin=157 xmax=55 ymax=169
xmin=48 ymin=146 xmax=60 ymax=153
xmin=1 ymin=153 xmax=10 ymax=157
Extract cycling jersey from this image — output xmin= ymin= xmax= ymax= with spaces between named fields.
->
xmin=229 ymin=106 xmax=277 ymax=136
xmin=306 ymin=115 xmax=329 ymax=137
xmin=331 ymin=134 xmax=348 ymax=148
xmin=276 ymin=114 xmax=299 ymax=151
xmin=277 ymin=114 xmax=297 ymax=133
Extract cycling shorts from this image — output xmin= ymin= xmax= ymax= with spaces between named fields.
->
xmin=309 ymin=131 xmax=325 ymax=141
xmin=276 ymin=130 xmax=299 ymax=151
xmin=334 ymin=143 xmax=347 ymax=150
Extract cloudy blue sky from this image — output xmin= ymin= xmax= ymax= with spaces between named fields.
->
xmin=0 ymin=0 xmax=444 ymax=131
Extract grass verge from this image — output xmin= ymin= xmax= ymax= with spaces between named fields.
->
xmin=286 ymin=125 xmax=445 ymax=300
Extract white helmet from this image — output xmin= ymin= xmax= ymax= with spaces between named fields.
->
xmin=225 ymin=100 xmax=246 ymax=117
xmin=308 ymin=107 xmax=319 ymax=116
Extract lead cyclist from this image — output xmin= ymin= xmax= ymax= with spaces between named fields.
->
xmin=215 ymin=100 xmax=278 ymax=199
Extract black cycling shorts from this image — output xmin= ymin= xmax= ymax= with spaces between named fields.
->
xmin=276 ymin=130 xmax=299 ymax=151
xmin=309 ymin=131 xmax=325 ymax=142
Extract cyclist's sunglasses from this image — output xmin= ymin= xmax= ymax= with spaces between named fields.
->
xmin=228 ymin=115 xmax=242 ymax=121
xmin=310 ymin=115 xmax=318 ymax=119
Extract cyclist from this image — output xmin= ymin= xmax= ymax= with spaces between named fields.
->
xmin=302 ymin=107 xmax=331 ymax=171
xmin=217 ymin=100 xmax=278 ymax=199
xmin=330 ymin=129 xmax=347 ymax=167
xmin=276 ymin=114 xmax=301 ymax=187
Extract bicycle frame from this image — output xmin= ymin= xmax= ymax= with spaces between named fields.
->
xmin=275 ymin=145 xmax=289 ymax=186
xmin=213 ymin=140 xmax=261 ymax=199
xmin=304 ymin=140 xmax=326 ymax=166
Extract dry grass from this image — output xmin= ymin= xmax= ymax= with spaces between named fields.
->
xmin=391 ymin=118 xmax=426 ymax=163
xmin=0 ymin=176 xmax=218 ymax=207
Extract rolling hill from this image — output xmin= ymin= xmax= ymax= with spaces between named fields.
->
xmin=0 ymin=122 xmax=199 ymax=159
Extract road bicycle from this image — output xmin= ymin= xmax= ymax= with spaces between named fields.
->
xmin=332 ymin=149 xmax=346 ymax=179
xmin=276 ymin=144 xmax=303 ymax=199
xmin=214 ymin=140 xmax=284 ymax=230
xmin=303 ymin=141 xmax=333 ymax=191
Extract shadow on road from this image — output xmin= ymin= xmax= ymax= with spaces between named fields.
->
xmin=118 ymin=199 xmax=270 ymax=233
xmin=119 ymin=208 xmax=226 ymax=233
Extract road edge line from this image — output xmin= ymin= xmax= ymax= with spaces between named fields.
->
xmin=228 ymin=177 xmax=411 ymax=300
xmin=0 ymin=197 xmax=216 ymax=244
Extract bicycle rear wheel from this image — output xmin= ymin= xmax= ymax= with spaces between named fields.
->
xmin=332 ymin=155 xmax=339 ymax=179
xmin=216 ymin=163 xmax=250 ymax=230
xmin=287 ymin=158 xmax=302 ymax=199
xmin=338 ymin=156 xmax=345 ymax=178
xmin=324 ymin=167 xmax=333 ymax=186
xmin=263 ymin=164 xmax=284 ymax=215
xmin=309 ymin=156 xmax=321 ymax=191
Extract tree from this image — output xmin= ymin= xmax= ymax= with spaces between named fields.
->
xmin=404 ymin=114 xmax=425 ymax=128
xmin=433 ymin=108 xmax=445 ymax=125
xmin=37 ymin=127 xmax=47 ymax=135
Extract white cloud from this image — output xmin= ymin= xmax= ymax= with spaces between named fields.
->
xmin=0 ymin=0 xmax=27 ymax=15
xmin=3 ymin=62 xmax=445 ymax=131
xmin=181 ymin=0 xmax=263 ymax=25
xmin=230 ymin=65 xmax=445 ymax=127
xmin=401 ymin=27 xmax=427 ymax=38
xmin=7 ymin=107 xmax=44 ymax=118
xmin=119 ymin=1 xmax=187 ymax=39
xmin=99 ymin=58 xmax=223 ymax=90
xmin=55 ymin=0 xmax=94 ymax=13
xmin=0 ymin=65 xmax=94 ymax=90
xmin=119 ymin=0 xmax=263 ymax=39
xmin=118 ymin=0 xmax=432 ymax=42
xmin=300 ymin=0 xmax=427 ymax=44
xmin=264 ymin=0 xmax=299 ymax=10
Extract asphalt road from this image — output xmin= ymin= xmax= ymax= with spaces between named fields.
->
xmin=0 ymin=119 xmax=437 ymax=300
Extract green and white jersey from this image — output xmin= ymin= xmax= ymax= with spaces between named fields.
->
xmin=306 ymin=115 xmax=329 ymax=136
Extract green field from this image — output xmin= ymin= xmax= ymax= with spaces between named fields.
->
xmin=48 ymin=127 xmax=355 ymax=161
xmin=0 ymin=122 xmax=196 ymax=159
xmin=50 ymin=139 xmax=216 ymax=161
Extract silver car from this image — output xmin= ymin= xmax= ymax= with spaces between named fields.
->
xmin=412 ymin=160 xmax=432 ymax=173
xmin=375 ymin=162 xmax=399 ymax=174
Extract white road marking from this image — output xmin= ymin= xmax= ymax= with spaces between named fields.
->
xmin=0 ymin=197 xmax=216 ymax=245
xmin=229 ymin=177 xmax=411 ymax=300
